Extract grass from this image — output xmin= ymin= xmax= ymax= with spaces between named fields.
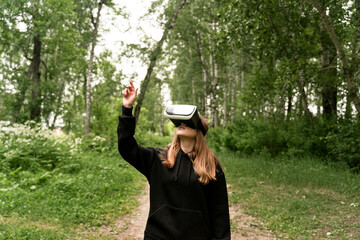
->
xmin=0 ymin=150 xmax=145 ymax=239
xmin=219 ymin=151 xmax=360 ymax=239
xmin=1 ymin=128 xmax=359 ymax=239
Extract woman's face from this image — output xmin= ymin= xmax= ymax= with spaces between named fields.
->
xmin=176 ymin=123 xmax=197 ymax=138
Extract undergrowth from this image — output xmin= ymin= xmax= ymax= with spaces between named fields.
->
xmin=0 ymin=122 xmax=144 ymax=239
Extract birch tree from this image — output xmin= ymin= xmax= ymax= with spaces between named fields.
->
xmin=84 ymin=0 xmax=108 ymax=138
xmin=309 ymin=0 xmax=360 ymax=115
xmin=134 ymin=0 xmax=187 ymax=123
xmin=0 ymin=0 xmax=85 ymax=124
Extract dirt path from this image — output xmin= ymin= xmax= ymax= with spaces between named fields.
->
xmin=229 ymin=202 xmax=275 ymax=239
xmin=98 ymin=184 xmax=275 ymax=240
xmin=97 ymin=184 xmax=150 ymax=240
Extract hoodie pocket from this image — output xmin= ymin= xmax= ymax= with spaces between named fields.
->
xmin=145 ymin=205 xmax=210 ymax=240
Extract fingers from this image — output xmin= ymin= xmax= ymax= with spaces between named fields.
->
xmin=125 ymin=81 xmax=135 ymax=92
xmin=122 ymin=89 xmax=129 ymax=98
xmin=123 ymin=81 xmax=136 ymax=98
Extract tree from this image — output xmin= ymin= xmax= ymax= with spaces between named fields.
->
xmin=84 ymin=0 xmax=108 ymax=138
xmin=134 ymin=0 xmax=187 ymax=123
xmin=90 ymin=50 xmax=123 ymax=141
xmin=320 ymin=1 xmax=338 ymax=119
xmin=309 ymin=0 xmax=360 ymax=115
xmin=0 ymin=0 xmax=89 ymax=125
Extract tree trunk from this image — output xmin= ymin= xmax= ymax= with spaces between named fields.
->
xmin=356 ymin=0 xmax=360 ymax=50
xmin=286 ymin=88 xmax=293 ymax=121
xmin=195 ymin=30 xmax=208 ymax=117
xmin=202 ymin=58 xmax=207 ymax=117
xmin=159 ymin=96 xmax=164 ymax=135
xmin=0 ymin=95 xmax=3 ymax=115
xmin=230 ymin=74 xmax=237 ymax=123
xmin=297 ymin=69 xmax=313 ymax=124
xmin=12 ymin=81 xmax=28 ymax=122
xmin=309 ymin=0 xmax=360 ymax=115
xmin=320 ymin=2 xmax=337 ymax=119
xmin=209 ymin=52 xmax=218 ymax=128
xmin=223 ymin=79 xmax=227 ymax=128
xmin=51 ymin=75 xmax=66 ymax=129
xmin=320 ymin=45 xmax=337 ymax=119
xmin=345 ymin=92 xmax=353 ymax=119
xmin=345 ymin=0 xmax=360 ymax=119
xmin=30 ymin=34 xmax=42 ymax=122
xmin=229 ymin=50 xmax=238 ymax=123
xmin=134 ymin=0 xmax=187 ymax=122
xmin=189 ymin=47 xmax=196 ymax=104
xmin=85 ymin=0 xmax=105 ymax=138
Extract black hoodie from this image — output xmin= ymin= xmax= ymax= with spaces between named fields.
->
xmin=117 ymin=106 xmax=231 ymax=240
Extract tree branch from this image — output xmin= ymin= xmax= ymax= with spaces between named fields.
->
xmin=134 ymin=0 xmax=187 ymax=122
xmin=90 ymin=11 xmax=95 ymax=27
xmin=308 ymin=0 xmax=360 ymax=114
xmin=23 ymin=48 xmax=33 ymax=61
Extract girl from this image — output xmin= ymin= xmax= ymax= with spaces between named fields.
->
xmin=118 ymin=81 xmax=230 ymax=240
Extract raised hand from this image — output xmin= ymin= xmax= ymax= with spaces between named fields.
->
xmin=123 ymin=80 xmax=138 ymax=108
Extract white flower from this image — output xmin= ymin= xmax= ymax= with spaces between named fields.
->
xmin=93 ymin=136 xmax=106 ymax=142
xmin=350 ymin=203 xmax=359 ymax=207
xmin=4 ymin=150 xmax=17 ymax=159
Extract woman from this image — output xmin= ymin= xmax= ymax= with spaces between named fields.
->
xmin=118 ymin=81 xmax=230 ymax=240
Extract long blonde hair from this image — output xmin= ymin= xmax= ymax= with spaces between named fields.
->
xmin=161 ymin=114 xmax=220 ymax=185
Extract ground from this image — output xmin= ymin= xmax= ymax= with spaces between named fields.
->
xmin=96 ymin=184 xmax=276 ymax=240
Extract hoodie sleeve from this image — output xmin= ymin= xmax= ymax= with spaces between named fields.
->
xmin=117 ymin=105 xmax=155 ymax=180
xmin=208 ymin=168 xmax=231 ymax=240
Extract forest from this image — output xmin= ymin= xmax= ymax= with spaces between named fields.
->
xmin=1 ymin=0 xmax=360 ymax=239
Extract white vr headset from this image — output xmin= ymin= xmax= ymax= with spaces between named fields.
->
xmin=164 ymin=105 xmax=207 ymax=136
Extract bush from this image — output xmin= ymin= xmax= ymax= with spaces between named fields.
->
xmin=208 ymin=118 xmax=288 ymax=156
xmin=135 ymin=132 xmax=173 ymax=148
xmin=0 ymin=121 xmax=82 ymax=173
xmin=0 ymin=122 xmax=144 ymax=232
xmin=324 ymin=119 xmax=360 ymax=171
xmin=206 ymin=127 xmax=225 ymax=152
xmin=81 ymin=133 xmax=110 ymax=152
xmin=207 ymin=117 xmax=360 ymax=171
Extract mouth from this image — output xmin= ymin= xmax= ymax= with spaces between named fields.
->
xmin=178 ymin=125 xmax=185 ymax=130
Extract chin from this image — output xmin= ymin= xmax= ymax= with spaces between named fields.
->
xmin=175 ymin=130 xmax=185 ymax=137
xmin=176 ymin=130 xmax=197 ymax=138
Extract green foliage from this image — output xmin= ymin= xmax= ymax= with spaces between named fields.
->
xmin=0 ymin=121 xmax=81 ymax=173
xmin=0 ymin=121 xmax=359 ymax=239
xmin=208 ymin=117 xmax=360 ymax=171
xmin=90 ymin=52 xmax=124 ymax=142
xmin=324 ymin=119 xmax=360 ymax=171
xmin=80 ymin=133 xmax=109 ymax=152
xmin=0 ymin=123 xmax=144 ymax=239
xmin=137 ymin=77 xmax=168 ymax=135
xmin=0 ymin=152 xmax=141 ymax=226
xmin=0 ymin=0 xmax=89 ymax=124
xmin=136 ymin=108 xmax=155 ymax=133
xmin=208 ymin=118 xmax=289 ymax=156
xmin=135 ymin=132 xmax=173 ymax=148
xmin=206 ymin=126 xmax=224 ymax=152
